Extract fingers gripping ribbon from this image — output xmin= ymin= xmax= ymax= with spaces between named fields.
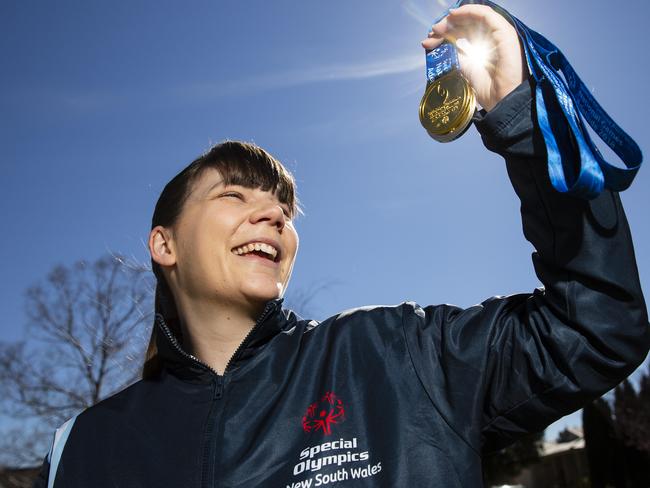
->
xmin=422 ymin=0 xmax=642 ymax=199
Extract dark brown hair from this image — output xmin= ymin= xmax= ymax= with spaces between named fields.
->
xmin=142 ymin=140 xmax=299 ymax=379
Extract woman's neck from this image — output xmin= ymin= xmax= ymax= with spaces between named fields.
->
xmin=176 ymin=297 xmax=264 ymax=375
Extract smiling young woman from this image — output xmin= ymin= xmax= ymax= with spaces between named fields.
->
xmin=145 ymin=141 xmax=300 ymax=378
xmin=34 ymin=5 xmax=649 ymax=488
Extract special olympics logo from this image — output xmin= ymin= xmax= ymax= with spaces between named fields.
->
xmin=302 ymin=391 xmax=345 ymax=435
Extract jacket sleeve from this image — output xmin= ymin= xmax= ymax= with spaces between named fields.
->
xmin=402 ymin=78 xmax=650 ymax=452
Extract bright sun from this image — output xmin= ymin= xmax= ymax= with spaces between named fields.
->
xmin=457 ymin=37 xmax=494 ymax=70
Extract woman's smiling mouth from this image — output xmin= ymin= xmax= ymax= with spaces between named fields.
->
xmin=231 ymin=240 xmax=282 ymax=267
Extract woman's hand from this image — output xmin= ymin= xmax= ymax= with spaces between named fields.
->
xmin=421 ymin=4 xmax=527 ymax=112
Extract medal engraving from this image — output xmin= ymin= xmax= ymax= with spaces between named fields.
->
xmin=419 ymin=71 xmax=475 ymax=142
xmin=426 ymin=92 xmax=462 ymax=129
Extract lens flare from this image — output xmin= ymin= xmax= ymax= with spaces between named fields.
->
xmin=457 ymin=37 xmax=494 ymax=70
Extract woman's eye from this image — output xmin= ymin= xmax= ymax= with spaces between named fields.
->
xmin=221 ymin=192 xmax=243 ymax=199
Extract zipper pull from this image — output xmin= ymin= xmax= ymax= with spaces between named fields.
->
xmin=214 ymin=376 xmax=224 ymax=400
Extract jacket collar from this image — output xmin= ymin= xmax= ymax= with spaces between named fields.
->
xmin=154 ymin=298 xmax=289 ymax=384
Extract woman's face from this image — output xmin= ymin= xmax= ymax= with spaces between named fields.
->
xmin=156 ymin=168 xmax=299 ymax=313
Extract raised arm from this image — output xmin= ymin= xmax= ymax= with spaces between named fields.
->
xmin=407 ymin=4 xmax=650 ymax=452
xmin=476 ymin=77 xmax=647 ymax=448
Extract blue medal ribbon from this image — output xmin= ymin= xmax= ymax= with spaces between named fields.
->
xmin=429 ymin=0 xmax=643 ymax=198
xmin=426 ymin=41 xmax=461 ymax=83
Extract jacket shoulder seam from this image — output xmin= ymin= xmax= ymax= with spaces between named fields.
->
xmin=399 ymin=302 xmax=481 ymax=456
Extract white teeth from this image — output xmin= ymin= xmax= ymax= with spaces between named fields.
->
xmin=260 ymin=243 xmax=275 ymax=257
xmin=232 ymin=242 xmax=279 ymax=260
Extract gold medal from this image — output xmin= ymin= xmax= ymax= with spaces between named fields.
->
xmin=419 ymin=70 xmax=476 ymax=143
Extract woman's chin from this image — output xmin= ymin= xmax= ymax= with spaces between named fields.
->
xmin=241 ymin=285 xmax=282 ymax=305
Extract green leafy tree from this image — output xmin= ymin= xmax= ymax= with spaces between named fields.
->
xmin=482 ymin=430 xmax=544 ymax=485
xmin=583 ymin=397 xmax=625 ymax=488
xmin=613 ymin=372 xmax=650 ymax=487
xmin=583 ymin=363 xmax=650 ymax=487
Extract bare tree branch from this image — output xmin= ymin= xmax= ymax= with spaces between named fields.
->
xmin=0 ymin=253 xmax=153 ymax=466
xmin=284 ymin=279 xmax=341 ymax=318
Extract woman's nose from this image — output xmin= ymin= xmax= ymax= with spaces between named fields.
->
xmin=249 ymin=202 xmax=286 ymax=230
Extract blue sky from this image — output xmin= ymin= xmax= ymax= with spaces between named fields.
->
xmin=2 ymin=0 xmax=649 ymax=443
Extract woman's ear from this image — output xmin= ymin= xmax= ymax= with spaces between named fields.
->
xmin=149 ymin=226 xmax=177 ymax=268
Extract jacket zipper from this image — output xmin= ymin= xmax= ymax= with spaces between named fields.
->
xmin=220 ymin=300 xmax=277 ymax=375
xmin=156 ymin=300 xmax=279 ymax=487
xmin=155 ymin=299 xmax=278 ymax=378
xmin=156 ymin=314 xmax=220 ymax=376
xmin=156 ymin=315 xmax=223 ymax=486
